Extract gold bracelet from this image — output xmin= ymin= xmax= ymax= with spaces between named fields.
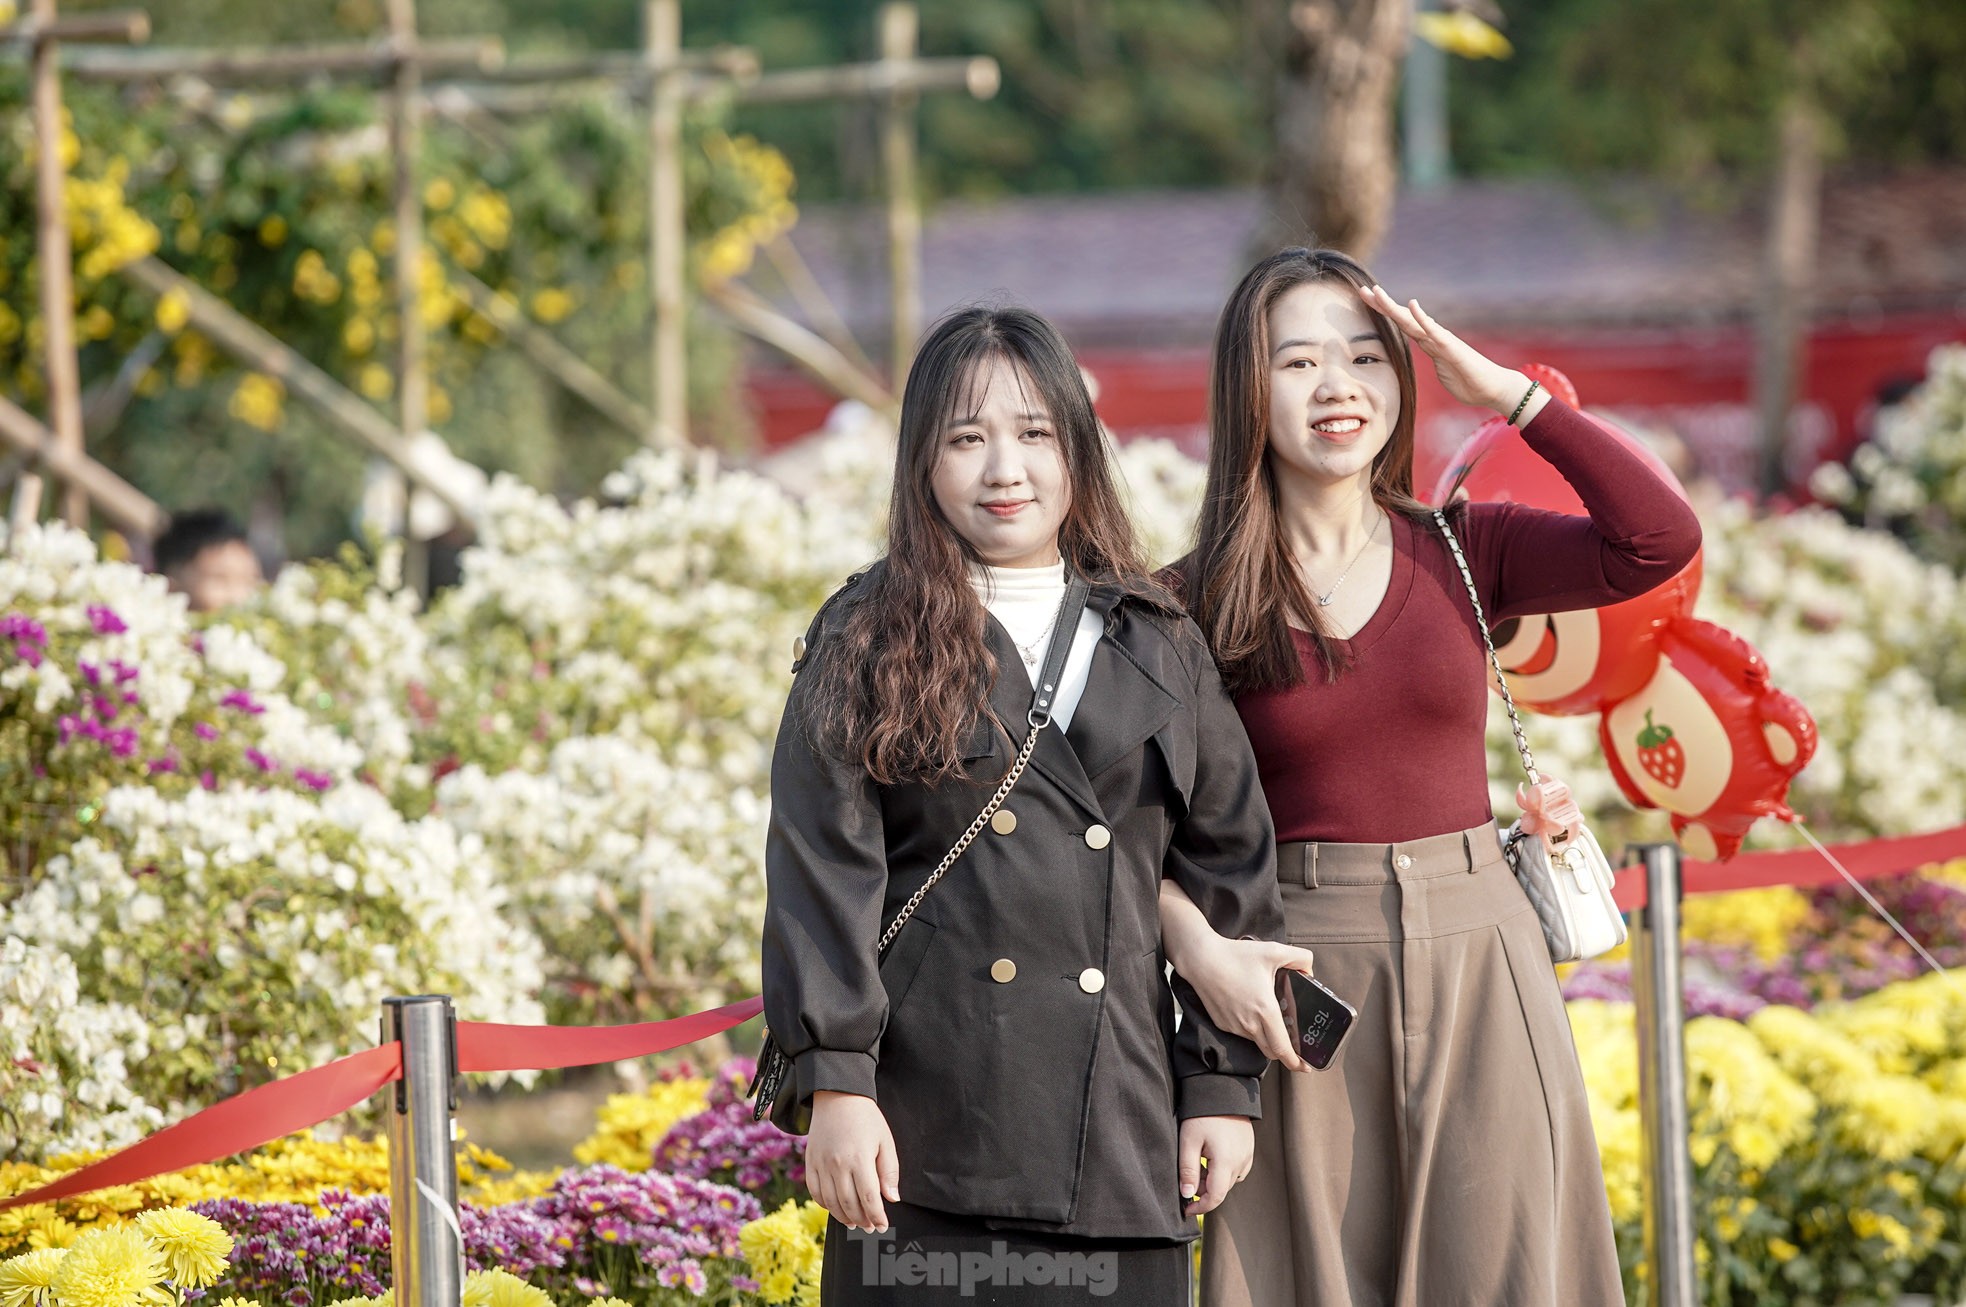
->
xmin=1508 ymin=379 xmax=1541 ymax=426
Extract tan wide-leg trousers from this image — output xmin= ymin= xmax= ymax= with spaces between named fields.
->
xmin=1200 ymin=825 xmax=1625 ymax=1307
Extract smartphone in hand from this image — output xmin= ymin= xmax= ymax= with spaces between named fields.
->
xmin=1279 ymin=970 xmax=1358 ymax=1071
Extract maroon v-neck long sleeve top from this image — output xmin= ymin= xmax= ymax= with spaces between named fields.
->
xmin=1233 ymin=399 xmax=1703 ymax=845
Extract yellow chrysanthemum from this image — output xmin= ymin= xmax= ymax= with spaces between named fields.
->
xmin=572 ymin=1078 xmax=711 ymax=1172
xmin=322 ymin=1295 xmax=391 ymax=1307
xmin=460 ymin=1269 xmax=550 ymax=1307
xmin=739 ymin=1200 xmax=826 ymax=1307
xmin=0 ymin=1248 xmax=65 ymax=1307
xmin=216 ymin=1297 xmax=267 ymax=1307
xmin=47 ymin=1226 xmax=169 ymax=1307
xmin=587 ymin=1297 xmax=634 ymax=1307
xmin=133 ymin=1209 xmax=232 ymax=1288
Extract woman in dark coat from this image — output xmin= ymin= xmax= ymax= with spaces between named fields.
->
xmin=759 ymin=306 xmax=1286 ymax=1305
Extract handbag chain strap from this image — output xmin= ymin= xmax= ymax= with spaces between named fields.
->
xmin=1432 ymin=509 xmax=1542 ymax=788
xmin=875 ymin=574 xmax=1092 ymax=956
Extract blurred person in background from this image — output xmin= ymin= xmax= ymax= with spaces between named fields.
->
xmin=154 ymin=509 xmax=265 ymax=612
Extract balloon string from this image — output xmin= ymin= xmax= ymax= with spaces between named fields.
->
xmin=1793 ymin=820 xmax=1948 ymax=978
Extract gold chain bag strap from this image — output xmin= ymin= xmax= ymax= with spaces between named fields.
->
xmin=749 ymin=575 xmax=1093 ymax=1128
xmin=1433 ymin=511 xmax=1628 ymax=964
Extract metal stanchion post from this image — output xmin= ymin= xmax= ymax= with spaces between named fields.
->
xmin=382 ymin=996 xmax=463 ymax=1307
xmin=1626 ymin=843 xmax=1699 ymax=1307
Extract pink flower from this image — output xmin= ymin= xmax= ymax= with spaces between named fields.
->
xmin=221 ymin=689 xmax=266 ymax=715
xmin=1 ymin=614 xmax=48 ymax=646
xmin=195 ymin=721 xmax=220 ymax=741
xmin=245 ymin=748 xmax=277 ymax=773
xmin=87 ymin=605 xmax=127 ymax=635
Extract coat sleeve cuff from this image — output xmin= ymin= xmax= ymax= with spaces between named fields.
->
xmin=1177 ymin=1071 xmax=1264 ymax=1121
xmin=794 ymin=1047 xmax=879 ymax=1103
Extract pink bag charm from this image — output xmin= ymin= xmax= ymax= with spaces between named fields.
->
xmin=1516 ymin=777 xmax=1583 ymax=852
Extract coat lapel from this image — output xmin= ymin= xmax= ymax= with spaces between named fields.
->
xmin=1065 ymin=626 xmax=1181 ymax=780
xmin=980 ymin=588 xmax=1184 ymax=819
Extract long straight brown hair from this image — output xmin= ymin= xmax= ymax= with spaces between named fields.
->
xmin=809 ymin=306 xmax=1171 ymax=786
xmin=1184 ymin=247 xmax=1439 ymax=693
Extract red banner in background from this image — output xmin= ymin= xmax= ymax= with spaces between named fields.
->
xmin=1610 ymin=820 xmax=1966 ymax=913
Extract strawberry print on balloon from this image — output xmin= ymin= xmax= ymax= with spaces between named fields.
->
xmin=1598 ymin=620 xmax=1817 ymax=862
xmin=1634 ymin=711 xmax=1685 ymax=788
xmin=1438 ymin=365 xmax=1818 ymax=861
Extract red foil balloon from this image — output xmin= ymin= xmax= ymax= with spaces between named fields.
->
xmin=1431 ymin=371 xmax=1701 ymax=715
xmin=1596 ymin=619 xmax=1818 ymax=862
xmin=1433 ymin=365 xmax=1817 ymax=860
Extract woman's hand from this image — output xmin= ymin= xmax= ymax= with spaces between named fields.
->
xmin=1185 ymin=933 xmax=1319 ymax=1073
xmin=806 ymin=1091 xmax=900 ymax=1233
xmin=1358 ymin=284 xmax=1549 ymax=425
xmin=1160 ymin=879 xmax=1317 ymax=1071
xmin=1179 ymin=1115 xmax=1256 ymax=1217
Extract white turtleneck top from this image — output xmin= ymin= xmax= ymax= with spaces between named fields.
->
xmin=967 ymin=561 xmax=1103 ymax=731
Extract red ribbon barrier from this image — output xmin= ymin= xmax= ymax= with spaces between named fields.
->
xmin=0 ymin=997 xmax=767 ymax=1214
xmin=0 ymin=1041 xmax=403 ymax=1212
xmin=455 ymin=997 xmax=765 ymax=1073
xmin=1610 ymin=820 xmax=1966 ymax=914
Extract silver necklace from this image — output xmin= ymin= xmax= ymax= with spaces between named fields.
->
xmin=1016 ymin=609 xmax=1062 ymax=668
xmin=1312 ymin=509 xmax=1385 ymax=608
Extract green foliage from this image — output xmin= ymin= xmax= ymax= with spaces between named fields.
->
xmin=1449 ymin=0 xmax=1944 ymax=183
xmin=0 ymin=69 xmax=794 ymax=556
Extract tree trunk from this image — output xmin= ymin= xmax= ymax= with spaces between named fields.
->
xmin=1753 ymin=86 xmax=1822 ymax=499
xmin=1258 ymin=0 xmax=1411 ymax=261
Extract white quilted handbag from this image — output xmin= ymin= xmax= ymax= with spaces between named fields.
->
xmin=1435 ymin=511 xmax=1630 ymax=964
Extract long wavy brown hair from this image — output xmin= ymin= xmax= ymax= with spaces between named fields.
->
xmin=809 ymin=306 xmax=1170 ymax=786
xmin=1179 ymin=247 xmax=1448 ymax=693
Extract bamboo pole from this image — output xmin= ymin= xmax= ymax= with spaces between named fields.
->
xmin=879 ymin=4 xmax=922 ymax=385
xmin=0 ymin=395 xmax=168 ymax=540
xmin=0 ymin=11 xmax=148 ymax=45
xmin=413 ymin=56 xmax=991 ymax=117
xmin=446 ymin=268 xmax=654 ymax=437
xmin=700 ymin=280 xmax=893 ymax=414
xmin=461 ymin=46 xmax=755 ymax=83
xmin=721 ymin=55 xmax=997 ymax=105
xmin=59 ymin=37 xmax=502 ymax=81
xmin=386 ymin=0 xmax=430 ymax=586
xmin=118 ymin=257 xmax=479 ymax=527
xmin=644 ymin=0 xmax=686 ymax=449
xmin=14 ymin=0 xmax=88 ymax=532
xmin=762 ymin=233 xmax=881 ymax=380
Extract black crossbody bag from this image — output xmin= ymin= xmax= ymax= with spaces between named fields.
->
xmin=748 ymin=576 xmax=1093 ymax=1132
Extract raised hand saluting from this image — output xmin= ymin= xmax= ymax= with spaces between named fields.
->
xmin=1358 ymin=284 xmax=1550 ymax=426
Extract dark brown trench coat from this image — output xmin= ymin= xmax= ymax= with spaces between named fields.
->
xmin=760 ymin=569 xmax=1285 ymax=1240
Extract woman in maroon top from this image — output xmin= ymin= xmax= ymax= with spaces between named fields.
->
xmin=1158 ymin=248 xmax=1699 ymax=1307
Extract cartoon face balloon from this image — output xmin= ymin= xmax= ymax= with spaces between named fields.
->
xmin=1431 ymin=371 xmax=1702 ymax=715
xmin=1596 ymin=618 xmax=1817 ymax=861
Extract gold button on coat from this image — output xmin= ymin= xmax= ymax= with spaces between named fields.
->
xmin=1078 ymin=967 xmax=1105 ymax=994
xmin=991 ymin=958 xmax=1017 ymax=983
xmin=1084 ymin=824 xmax=1112 ymax=850
xmin=991 ymin=809 xmax=1018 ymax=835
